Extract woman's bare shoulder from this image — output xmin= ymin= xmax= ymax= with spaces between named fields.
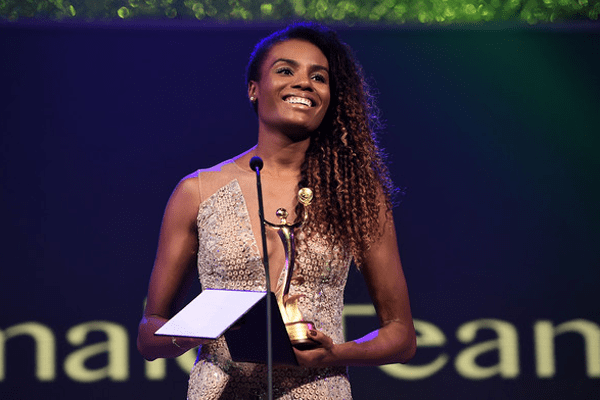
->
xmin=188 ymin=152 xmax=251 ymax=202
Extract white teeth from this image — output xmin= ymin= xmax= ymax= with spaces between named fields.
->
xmin=285 ymin=96 xmax=312 ymax=107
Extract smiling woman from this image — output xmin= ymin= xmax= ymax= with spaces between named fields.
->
xmin=136 ymin=22 xmax=416 ymax=399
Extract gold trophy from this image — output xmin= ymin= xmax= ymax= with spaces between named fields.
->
xmin=265 ymin=188 xmax=317 ymax=350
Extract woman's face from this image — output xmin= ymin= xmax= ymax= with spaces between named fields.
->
xmin=249 ymin=39 xmax=331 ymax=138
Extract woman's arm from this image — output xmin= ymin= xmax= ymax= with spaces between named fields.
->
xmin=295 ymin=210 xmax=417 ymax=367
xmin=137 ymin=175 xmax=207 ymax=361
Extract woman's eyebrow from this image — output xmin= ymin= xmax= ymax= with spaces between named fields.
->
xmin=271 ymin=58 xmax=298 ymax=67
xmin=271 ymin=58 xmax=329 ymax=74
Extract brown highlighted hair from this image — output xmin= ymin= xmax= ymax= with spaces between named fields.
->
xmin=246 ymin=22 xmax=396 ymax=267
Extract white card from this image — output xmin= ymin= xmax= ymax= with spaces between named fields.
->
xmin=155 ymin=289 xmax=266 ymax=339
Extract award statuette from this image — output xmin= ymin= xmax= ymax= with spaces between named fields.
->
xmin=265 ymin=187 xmax=316 ymax=350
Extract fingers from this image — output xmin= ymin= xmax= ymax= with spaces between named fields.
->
xmin=307 ymin=329 xmax=333 ymax=349
xmin=175 ymin=336 xmax=208 ymax=351
xmin=292 ymin=329 xmax=335 ymax=367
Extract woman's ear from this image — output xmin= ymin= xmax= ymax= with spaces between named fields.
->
xmin=248 ymin=81 xmax=258 ymax=102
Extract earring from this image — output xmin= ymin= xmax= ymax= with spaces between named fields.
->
xmin=250 ymin=96 xmax=256 ymax=102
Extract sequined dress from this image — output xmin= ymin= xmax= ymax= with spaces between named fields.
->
xmin=187 ymin=159 xmax=353 ymax=400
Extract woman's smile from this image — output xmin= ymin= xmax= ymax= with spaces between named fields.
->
xmin=284 ymin=96 xmax=313 ymax=107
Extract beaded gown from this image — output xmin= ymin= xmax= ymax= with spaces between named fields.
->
xmin=186 ymin=159 xmax=353 ymax=400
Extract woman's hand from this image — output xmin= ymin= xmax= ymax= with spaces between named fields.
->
xmin=138 ymin=313 xmax=207 ymax=360
xmin=292 ymin=329 xmax=336 ymax=367
xmin=171 ymin=336 xmax=210 ymax=352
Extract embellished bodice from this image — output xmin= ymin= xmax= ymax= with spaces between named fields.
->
xmin=196 ymin=179 xmax=265 ymax=292
xmin=187 ymin=161 xmax=353 ymax=400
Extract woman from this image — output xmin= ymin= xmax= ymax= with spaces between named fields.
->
xmin=137 ymin=22 xmax=416 ymax=399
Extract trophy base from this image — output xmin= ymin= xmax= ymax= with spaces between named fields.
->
xmin=286 ymin=320 xmax=318 ymax=350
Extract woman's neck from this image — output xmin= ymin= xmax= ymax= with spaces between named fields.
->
xmin=253 ymin=130 xmax=310 ymax=178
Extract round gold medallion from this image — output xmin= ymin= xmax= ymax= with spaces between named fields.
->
xmin=298 ymin=188 xmax=313 ymax=207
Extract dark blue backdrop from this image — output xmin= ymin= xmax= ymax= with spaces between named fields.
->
xmin=1 ymin=22 xmax=599 ymax=399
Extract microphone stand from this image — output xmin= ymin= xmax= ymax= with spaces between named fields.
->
xmin=250 ymin=156 xmax=273 ymax=400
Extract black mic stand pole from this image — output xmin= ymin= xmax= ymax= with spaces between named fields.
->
xmin=250 ymin=156 xmax=273 ymax=400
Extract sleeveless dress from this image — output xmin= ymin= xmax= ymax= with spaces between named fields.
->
xmin=187 ymin=160 xmax=353 ymax=400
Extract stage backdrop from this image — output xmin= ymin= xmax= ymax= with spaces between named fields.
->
xmin=1 ymin=22 xmax=598 ymax=399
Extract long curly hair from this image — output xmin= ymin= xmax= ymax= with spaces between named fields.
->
xmin=246 ymin=22 xmax=395 ymax=267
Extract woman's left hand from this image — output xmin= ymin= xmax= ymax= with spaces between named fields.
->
xmin=292 ymin=329 xmax=336 ymax=367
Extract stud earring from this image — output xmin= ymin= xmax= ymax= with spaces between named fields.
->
xmin=250 ymin=96 xmax=256 ymax=102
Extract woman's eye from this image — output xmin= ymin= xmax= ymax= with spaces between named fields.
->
xmin=312 ymin=74 xmax=326 ymax=83
xmin=276 ymin=67 xmax=293 ymax=75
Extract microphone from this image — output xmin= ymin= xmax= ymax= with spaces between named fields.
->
xmin=250 ymin=156 xmax=264 ymax=172
xmin=249 ymin=156 xmax=273 ymax=400
xmin=250 ymin=157 xmax=269 ymax=292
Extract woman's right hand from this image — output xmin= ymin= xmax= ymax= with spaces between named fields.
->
xmin=171 ymin=336 xmax=210 ymax=352
xmin=138 ymin=313 xmax=206 ymax=360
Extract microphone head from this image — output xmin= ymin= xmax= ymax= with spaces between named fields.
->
xmin=249 ymin=156 xmax=264 ymax=171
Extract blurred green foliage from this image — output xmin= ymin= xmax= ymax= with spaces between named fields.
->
xmin=1 ymin=0 xmax=598 ymax=23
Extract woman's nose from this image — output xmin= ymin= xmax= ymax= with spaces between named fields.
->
xmin=291 ymin=74 xmax=314 ymax=91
